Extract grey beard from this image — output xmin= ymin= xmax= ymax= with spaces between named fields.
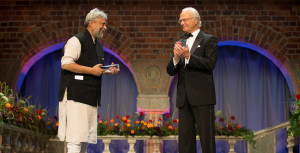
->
xmin=94 ymin=29 xmax=105 ymax=38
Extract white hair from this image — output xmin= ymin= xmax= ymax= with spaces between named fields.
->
xmin=84 ymin=8 xmax=107 ymax=28
xmin=182 ymin=7 xmax=201 ymax=27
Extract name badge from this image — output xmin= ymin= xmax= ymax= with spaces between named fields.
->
xmin=75 ymin=75 xmax=84 ymax=80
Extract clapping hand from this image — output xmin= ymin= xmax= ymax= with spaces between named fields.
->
xmin=174 ymin=42 xmax=190 ymax=60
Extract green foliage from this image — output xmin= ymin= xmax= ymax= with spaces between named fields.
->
xmin=288 ymin=94 xmax=300 ymax=137
xmin=0 ymin=81 xmax=57 ymax=136
xmin=215 ymin=107 xmax=256 ymax=147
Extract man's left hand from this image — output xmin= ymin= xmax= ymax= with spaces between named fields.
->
xmin=175 ymin=44 xmax=190 ymax=59
xmin=107 ymin=62 xmax=119 ymax=74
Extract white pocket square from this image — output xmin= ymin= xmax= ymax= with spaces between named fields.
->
xmin=197 ymin=45 xmax=201 ymax=48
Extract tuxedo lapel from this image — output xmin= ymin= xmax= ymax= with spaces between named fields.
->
xmin=190 ymin=32 xmax=203 ymax=55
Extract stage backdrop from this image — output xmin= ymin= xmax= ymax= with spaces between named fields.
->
xmin=19 ymin=45 xmax=290 ymax=153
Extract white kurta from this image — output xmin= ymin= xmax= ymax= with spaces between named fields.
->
xmin=57 ymin=36 xmax=98 ymax=144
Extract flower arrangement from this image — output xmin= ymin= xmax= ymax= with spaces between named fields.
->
xmin=98 ymin=104 xmax=255 ymax=146
xmin=287 ymin=94 xmax=300 ymax=137
xmin=0 ymin=81 xmax=57 ymax=136
xmin=215 ymin=109 xmax=255 ymax=146
xmin=98 ymin=111 xmax=178 ymax=137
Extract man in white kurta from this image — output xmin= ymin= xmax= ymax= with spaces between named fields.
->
xmin=57 ymin=8 xmax=118 ymax=153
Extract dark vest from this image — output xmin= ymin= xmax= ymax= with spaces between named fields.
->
xmin=58 ymin=29 xmax=104 ymax=106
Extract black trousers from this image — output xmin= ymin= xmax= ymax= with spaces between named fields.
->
xmin=178 ymin=98 xmax=216 ymax=153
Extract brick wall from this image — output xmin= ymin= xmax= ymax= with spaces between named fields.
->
xmin=0 ymin=0 xmax=299 ymax=91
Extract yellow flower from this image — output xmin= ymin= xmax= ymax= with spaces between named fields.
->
xmin=155 ymin=121 xmax=160 ymax=124
xmin=126 ymin=123 xmax=131 ymax=127
xmin=127 ymin=120 xmax=131 ymax=122
xmin=141 ymin=120 xmax=144 ymax=123
xmin=110 ymin=119 xmax=115 ymax=123
xmin=135 ymin=121 xmax=140 ymax=124
xmin=131 ymin=129 xmax=135 ymax=134
xmin=147 ymin=123 xmax=154 ymax=128
xmin=99 ymin=120 xmax=103 ymax=124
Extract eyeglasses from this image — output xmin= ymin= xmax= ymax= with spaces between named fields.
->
xmin=93 ymin=20 xmax=108 ymax=27
xmin=178 ymin=17 xmax=196 ymax=24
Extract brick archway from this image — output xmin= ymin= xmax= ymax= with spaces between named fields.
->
xmin=13 ymin=21 xmax=138 ymax=89
xmin=201 ymin=19 xmax=296 ymax=93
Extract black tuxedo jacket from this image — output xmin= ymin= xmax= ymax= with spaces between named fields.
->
xmin=167 ymin=31 xmax=218 ymax=107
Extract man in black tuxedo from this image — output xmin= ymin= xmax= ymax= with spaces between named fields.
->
xmin=166 ymin=7 xmax=218 ymax=153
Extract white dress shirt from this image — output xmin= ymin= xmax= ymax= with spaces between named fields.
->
xmin=61 ymin=36 xmax=96 ymax=66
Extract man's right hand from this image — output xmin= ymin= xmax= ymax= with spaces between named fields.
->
xmin=173 ymin=42 xmax=181 ymax=63
xmin=91 ymin=64 xmax=105 ymax=76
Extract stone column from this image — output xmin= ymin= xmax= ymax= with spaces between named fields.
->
xmin=131 ymin=59 xmax=172 ymax=122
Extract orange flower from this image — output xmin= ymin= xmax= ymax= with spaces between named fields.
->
xmin=99 ymin=120 xmax=103 ymax=124
xmin=219 ymin=125 xmax=222 ymax=129
xmin=141 ymin=126 xmax=145 ymax=130
xmin=122 ymin=116 xmax=127 ymax=121
xmin=114 ymin=123 xmax=118 ymax=126
xmin=23 ymin=108 xmax=28 ymax=112
xmin=20 ymin=117 xmax=22 ymax=122
xmin=168 ymin=125 xmax=174 ymax=131
xmin=126 ymin=123 xmax=131 ymax=127
xmin=127 ymin=119 xmax=131 ymax=123
xmin=110 ymin=119 xmax=115 ymax=123
xmin=135 ymin=121 xmax=140 ymax=124
xmin=5 ymin=103 xmax=12 ymax=108
xmin=56 ymin=121 xmax=59 ymax=127
xmin=237 ymin=124 xmax=241 ymax=129
xmin=47 ymin=121 xmax=51 ymax=125
xmin=131 ymin=129 xmax=135 ymax=134
xmin=36 ymin=115 xmax=41 ymax=120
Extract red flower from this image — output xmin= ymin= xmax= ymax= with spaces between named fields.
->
xmin=214 ymin=116 xmax=216 ymax=120
xmin=97 ymin=115 xmax=100 ymax=119
xmin=116 ymin=115 xmax=119 ymax=119
xmin=35 ymin=109 xmax=42 ymax=115
xmin=296 ymin=94 xmax=300 ymax=100
xmin=149 ymin=120 xmax=152 ymax=123
xmin=126 ymin=115 xmax=130 ymax=118
xmin=237 ymin=124 xmax=241 ymax=129
xmin=231 ymin=116 xmax=235 ymax=120
xmin=219 ymin=118 xmax=224 ymax=122
xmin=140 ymin=112 xmax=144 ymax=116
xmin=173 ymin=119 xmax=178 ymax=123
xmin=124 ymin=120 xmax=127 ymax=123
xmin=158 ymin=118 xmax=162 ymax=121
xmin=53 ymin=116 xmax=58 ymax=121
xmin=166 ymin=114 xmax=170 ymax=118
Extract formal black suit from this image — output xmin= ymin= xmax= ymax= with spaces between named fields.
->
xmin=166 ymin=31 xmax=218 ymax=153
